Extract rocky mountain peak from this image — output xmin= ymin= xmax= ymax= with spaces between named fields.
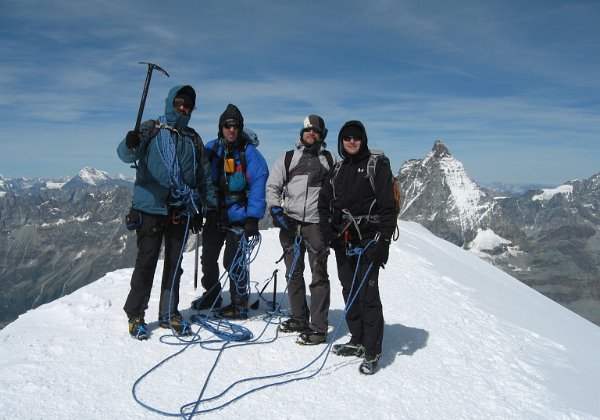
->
xmin=398 ymin=141 xmax=521 ymax=248
xmin=431 ymin=139 xmax=452 ymax=159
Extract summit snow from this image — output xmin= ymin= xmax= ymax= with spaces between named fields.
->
xmin=0 ymin=225 xmax=598 ymax=418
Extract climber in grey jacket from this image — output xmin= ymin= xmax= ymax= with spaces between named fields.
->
xmin=265 ymin=115 xmax=337 ymax=345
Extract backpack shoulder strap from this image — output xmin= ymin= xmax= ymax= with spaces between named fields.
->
xmin=322 ymin=149 xmax=334 ymax=169
xmin=239 ymin=143 xmax=248 ymax=175
xmin=182 ymin=127 xmax=204 ymax=160
xmin=284 ymin=150 xmax=294 ymax=182
xmin=208 ymin=140 xmax=221 ymax=163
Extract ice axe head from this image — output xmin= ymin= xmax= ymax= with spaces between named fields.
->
xmin=134 ymin=62 xmax=170 ymax=131
xmin=139 ymin=61 xmax=170 ymax=78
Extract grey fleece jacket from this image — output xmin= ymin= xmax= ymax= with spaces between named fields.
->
xmin=266 ymin=138 xmax=337 ymax=224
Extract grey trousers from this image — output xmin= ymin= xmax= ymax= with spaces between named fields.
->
xmin=279 ymin=223 xmax=330 ymax=333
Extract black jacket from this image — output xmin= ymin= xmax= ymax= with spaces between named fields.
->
xmin=318 ymin=121 xmax=396 ymax=243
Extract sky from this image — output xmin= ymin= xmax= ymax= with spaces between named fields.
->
xmin=1 ymin=0 xmax=599 ymax=185
xmin=1 ymin=224 xmax=599 ymax=418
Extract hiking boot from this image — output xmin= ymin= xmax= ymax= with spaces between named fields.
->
xmin=296 ymin=329 xmax=327 ymax=345
xmin=215 ymin=303 xmax=248 ymax=320
xmin=128 ymin=317 xmax=149 ymax=340
xmin=277 ymin=318 xmax=309 ymax=333
xmin=191 ymin=293 xmax=223 ymax=311
xmin=359 ymin=354 xmax=381 ymax=375
xmin=159 ymin=314 xmax=192 ymax=336
xmin=332 ymin=342 xmax=365 ymax=357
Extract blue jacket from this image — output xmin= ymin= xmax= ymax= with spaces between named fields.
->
xmin=117 ymin=85 xmax=217 ymax=215
xmin=205 ymin=136 xmax=268 ymax=224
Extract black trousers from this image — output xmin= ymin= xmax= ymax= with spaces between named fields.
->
xmin=123 ymin=212 xmax=188 ymax=319
xmin=334 ymin=242 xmax=384 ymax=357
xmin=200 ymin=225 xmax=248 ymax=306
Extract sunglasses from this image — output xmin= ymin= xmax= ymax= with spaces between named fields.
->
xmin=342 ymin=136 xmax=362 ymax=142
xmin=304 ymin=127 xmax=322 ymax=135
xmin=223 ymin=122 xmax=239 ymax=129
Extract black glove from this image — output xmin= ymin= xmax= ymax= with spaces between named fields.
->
xmin=125 ymin=130 xmax=141 ymax=149
xmin=244 ymin=217 xmax=259 ymax=238
xmin=371 ymin=238 xmax=391 ymax=268
xmin=203 ymin=211 xmax=218 ymax=236
xmin=329 ymin=237 xmax=346 ymax=252
xmin=324 ymin=233 xmax=345 ymax=251
xmin=270 ymin=206 xmax=293 ymax=230
xmin=190 ymin=213 xmax=203 ymax=234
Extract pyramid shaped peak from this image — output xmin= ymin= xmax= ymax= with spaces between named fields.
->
xmin=431 ymin=140 xmax=452 ymax=159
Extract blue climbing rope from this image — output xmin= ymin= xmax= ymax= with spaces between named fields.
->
xmin=156 ymin=117 xmax=199 ymax=215
xmin=132 ymin=219 xmax=381 ymax=418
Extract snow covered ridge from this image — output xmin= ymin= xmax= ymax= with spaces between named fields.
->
xmin=1 ymin=225 xmax=599 ymax=419
xmin=532 ymin=184 xmax=573 ymax=201
xmin=0 ymin=168 xmax=133 ymax=193
xmin=77 ymin=167 xmax=111 ymax=186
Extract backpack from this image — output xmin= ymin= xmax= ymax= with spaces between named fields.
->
xmin=366 ymin=150 xmax=401 ymax=218
xmin=283 ymin=149 xmax=334 ymax=182
xmin=331 ymin=149 xmax=401 ymax=239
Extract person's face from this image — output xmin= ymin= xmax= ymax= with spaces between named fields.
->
xmin=342 ymin=136 xmax=362 ymax=155
xmin=222 ymin=122 xmax=239 ymax=143
xmin=175 ymin=103 xmax=191 ymax=116
xmin=302 ymin=128 xmax=321 ymax=145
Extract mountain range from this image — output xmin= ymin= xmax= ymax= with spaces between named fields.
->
xmin=0 ymin=168 xmax=137 ymax=328
xmin=1 ymin=145 xmax=599 ymax=328
xmin=398 ymin=140 xmax=600 ymax=325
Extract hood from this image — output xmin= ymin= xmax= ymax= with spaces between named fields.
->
xmin=165 ymin=85 xmax=196 ymax=130
xmin=218 ymin=104 xmax=244 ymax=139
xmin=337 ymin=120 xmax=369 ymax=160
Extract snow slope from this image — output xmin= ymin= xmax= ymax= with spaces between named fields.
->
xmin=1 ymin=222 xmax=599 ymax=419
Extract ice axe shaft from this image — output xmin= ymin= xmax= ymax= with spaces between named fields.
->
xmin=134 ymin=62 xmax=169 ymax=132
xmin=194 ymin=232 xmax=199 ymax=290
xmin=250 ymin=269 xmax=278 ymax=310
xmin=271 ymin=269 xmax=278 ymax=311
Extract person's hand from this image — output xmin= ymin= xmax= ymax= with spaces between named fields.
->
xmin=244 ymin=217 xmax=259 ymax=238
xmin=203 ymin=211 xmax=218 ymax=236
xmin=190 ymin=213 xmax=203 ymax=234
xmin=328 ymin=236 xmax=345 ymax=252
xmin=270 ymin=206 xmax=293 ymax=230
xmin=125 ymin=131 xmax=141 ymax=149
xmin=371 ymin=238 xmax=390 ymax=268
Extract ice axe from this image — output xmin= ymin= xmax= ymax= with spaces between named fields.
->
xmin=250 ymin=269 xmax=278 ymax=310
xmin=134 ymin=62 xmax=169 ymax=131
xmin=194 ymin=231 xmax=199 ymax=290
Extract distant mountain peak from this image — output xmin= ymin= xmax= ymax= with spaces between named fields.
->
xmin=77 ymin=167 xmax=111 ymax=185
xmin=431 ymin=140 xmax=452 ymax=159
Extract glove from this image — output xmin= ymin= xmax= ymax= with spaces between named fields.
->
xmin=329 ymin=237 xmax=346 ymax=252
xmin=190 ymin=213 xmax=203 ymax=234
xmin=203 ymin=211 xmax=218 ymax=236
xmin=371 ymin=238 xmax=391 ymax=268
xmin=244 ymin=217 xmax=259 ymax=238
xmin=125 ymin=130 xmax=141 ymax=149
xmin=270 ymin=206 xmax=293 ymax=230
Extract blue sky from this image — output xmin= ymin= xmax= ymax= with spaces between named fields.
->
xmin=1 ymin=0 xmax=599 ymax=185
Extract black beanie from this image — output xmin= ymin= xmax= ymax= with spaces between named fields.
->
xmin=174 ymin=86 xmax=196 ymax=110
xmin=218 ymin=104 xmax=244 ymax=137
xmin=173 ymin=94 xmax=194 ymax=109
xmin=340 ymin=125 xmax=363 ymax=140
